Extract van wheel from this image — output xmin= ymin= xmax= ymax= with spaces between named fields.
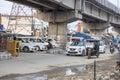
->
xmin=82 ymin=50 xmax=85 ymax=56
xmin=23 ymin=47 xmax=29 ymax=52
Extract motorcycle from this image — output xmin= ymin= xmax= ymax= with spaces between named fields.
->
xmin=110 ymin=47 xmax=114 ymax=54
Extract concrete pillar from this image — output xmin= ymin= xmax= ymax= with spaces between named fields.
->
xmin=35 ymin=10 xmax=82 ymax=41
xmin=48 ymin=22 xmax=67 ymax=41
xmin=113 ymin=27 xmax=120 ymax=34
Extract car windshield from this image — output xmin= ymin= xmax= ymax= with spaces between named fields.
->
xmin=78 ymin=42 xmax=84 ymax=46
xmin=70 ymin=41 xmax=84 ymax=46
xmin=37 ymin=39 xmax=44 ymax=43
xmin=30 ymin=38 xmax=36 ymax=42
xmin=20 ymin=38 xmax=29 ymax=43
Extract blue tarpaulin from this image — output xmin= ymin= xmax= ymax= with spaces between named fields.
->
xmin=72 ymin=32 xmax=92 ymax=39
xmin=0 ymin=25 xmax=3 ymax=31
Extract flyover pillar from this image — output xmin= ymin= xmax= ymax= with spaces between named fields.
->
xmin=36 ymin=10 xmax=82 ymax=41
xmin=48 ymin=22 xmax=67 ymax=41
xmin=113 ymin=27 xmax=120 ymax=34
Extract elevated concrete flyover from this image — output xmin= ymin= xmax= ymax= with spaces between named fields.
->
xmin=81 ymin=0 xmax=112 ymax=35
xmin=110 ymin=14 xmax=120 ymax=34
xmin=7 ymin=0 xmax=120 ymax=39
xmin=7 ymin=0 xmax=83 ymax=40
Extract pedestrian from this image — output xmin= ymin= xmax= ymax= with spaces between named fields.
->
xmin=46 ymin=41 xmax=53 ymax=54
xmin=110 ymin=42 xmax=114 ymax=54
xmin=48 ymin=41 xmax=53 ymax=49
xmin=117 ymin=41 xmax=120 ymax=59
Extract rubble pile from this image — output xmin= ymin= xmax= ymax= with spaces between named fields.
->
xmin=98 ymin=70 xmax=120 ymax=80
xmin=0 ymin=51 xmax=12 ymax=60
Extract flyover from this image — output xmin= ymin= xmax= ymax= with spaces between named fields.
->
xmin=7 ymin=0 xmax=120 ymax=39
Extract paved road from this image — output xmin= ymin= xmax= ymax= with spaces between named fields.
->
xmin=0 ymin=47 xmax=117 ymax=77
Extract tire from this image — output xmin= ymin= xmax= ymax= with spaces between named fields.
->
xmin=46 ymin=46 xmax=49 ymax=50
xmin=23 ymin=46 xmax=29 ymax=52
xmin=88 ymin=54 xmax=91 ymax=59
xmin=82 ymin=50 xmax=85 ymax=56
xmin=36 ymin=46 xmax=40 ymax=51
xmin=96 ymin=52 xmax=99 ymax=58
xmin=66 ymin=54 xmax=70 ymax=56
xmin=104 ymin=48 xmax=106 ymax=53
xmin=103 ymin=50 xmax=106 ymax=53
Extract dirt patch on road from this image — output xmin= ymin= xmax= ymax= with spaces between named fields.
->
xmin=0 ymin=54 xmax=119 ymax=80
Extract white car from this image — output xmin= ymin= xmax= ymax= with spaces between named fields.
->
xmin=66 ymin=41 xmax=86 ymax=56
xmin=65 ymin=42 xmax=72 ymax=51
xmin=47 ymin=39 xmax=58 ymax=48
xmin=17 ymin=37 xmax=37 ymax=52
xmin=99 ymin=41 xmax=106 ymax=53
xmin=29 ymin=37 xmax=49 ymax=51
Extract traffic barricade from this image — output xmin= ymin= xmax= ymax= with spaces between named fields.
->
xmin=7 ymin=40 xmax=20 ymax=57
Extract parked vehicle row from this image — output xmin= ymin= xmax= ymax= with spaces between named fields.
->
xmin=16 ymin=36 xmax=52 ymax=52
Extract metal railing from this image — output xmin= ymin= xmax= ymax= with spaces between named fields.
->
xmin=95 ymin=0 xmax=120 ymax=14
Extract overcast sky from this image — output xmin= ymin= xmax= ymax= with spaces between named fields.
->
xmin=0 ymin=0 xmax=119 ymax=14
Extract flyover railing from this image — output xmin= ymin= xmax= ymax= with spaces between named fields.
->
xmin=95 ymin=0 xmax=120 ymax=14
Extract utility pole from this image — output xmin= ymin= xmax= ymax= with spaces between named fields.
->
xmin=7 ymin=3 xmax=34 ymax=35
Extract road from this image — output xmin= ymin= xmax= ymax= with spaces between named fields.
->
xmin=0 ymin=46 xmax=117 ymax=77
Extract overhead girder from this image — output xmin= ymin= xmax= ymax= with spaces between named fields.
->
xmin=7 ymin=0 xmax=71 ymax=11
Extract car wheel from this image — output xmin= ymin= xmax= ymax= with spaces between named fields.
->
xmin=82 ymin=50 xmax=85 ymax=56
xmin=88 ymin=54 xmax=91 ymax=59
xmin=96 ymin=52 xmax=100 ymax=58
xmin=36 ymin=46 xmax=40 ymax=51
xmin=103 ymin=50 xmax=106 ymax=53
xmin=23 ymin=47 xmax=29 ymax=52
xmin=66 ymin=54 xmax=70 ymax=56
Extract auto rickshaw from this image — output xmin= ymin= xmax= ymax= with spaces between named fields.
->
xmin=86 ymin=39 xmax=100 ymax=59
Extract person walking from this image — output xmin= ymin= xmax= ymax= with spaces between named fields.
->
xmin=117 ymin=41 xmax=120 ymax=59
xmin=110 ymin=42 xmax=114 ymax=54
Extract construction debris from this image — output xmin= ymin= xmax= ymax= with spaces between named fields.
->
xmin=0 ymin=51 xmax=12 ymax=60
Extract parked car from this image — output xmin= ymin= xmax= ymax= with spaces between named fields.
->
xmin=66 ymin=37 xmax=84 ymax=51
xmin=47 ymin=39 xmax=58 ymax=48
xmin=99 ymin=41 xmax=106 ymax=53
xmin=27 ymin=37 xmax=49 ymax=51
xmin=16 ymin=37 xmax=37 ymax=52
xmin=66 ymin=41 xmax=86 ymax=56
xmin=65 ymin=42 xmax=72 ymax=51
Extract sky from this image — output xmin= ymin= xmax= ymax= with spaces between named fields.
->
xmin=0 ymin=0 xmax=12 ymax=14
